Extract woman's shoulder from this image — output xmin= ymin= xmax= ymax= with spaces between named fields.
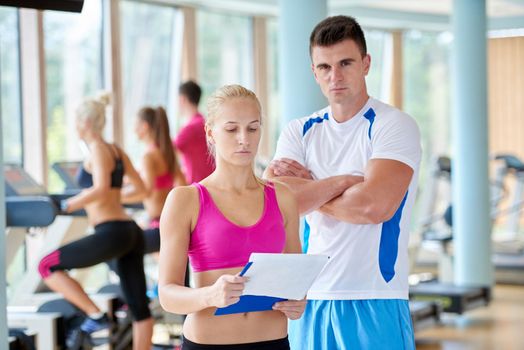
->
xmin=161 ymin=185 xmax=201 ymax=233
xmin=264 ymin=180 xmax=297 ymax=224
xmin=168 ymin=184 xmax=199 ymax=201
xmin=266 ymin=180 xmax=295 ymax=207
xmin=89 ymin=140 xmax=109 ymax=153
xmin=88 ymin=141 xmax=115 ymax=163
xmin=163 ymin=185 xmax=200 ymax=218
xmin=265 ymin=179 xmax=291 ymax=195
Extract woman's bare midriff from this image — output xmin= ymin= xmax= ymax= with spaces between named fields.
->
xmin=84 ymin=189 xmax=129 ymax=226
xmin=183 ymin=266 xmax=287 ymax=344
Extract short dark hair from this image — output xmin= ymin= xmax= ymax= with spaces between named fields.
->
xmin=309 ymin=15 xmax=367 ymax=58
xmin=179 ymin=80 xmax=202 ymax=106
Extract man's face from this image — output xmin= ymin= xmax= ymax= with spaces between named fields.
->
xmin=178 ymin=94 xmax=188 ymax=115
xmin=311 ymin=39 xmax=370 ymax=105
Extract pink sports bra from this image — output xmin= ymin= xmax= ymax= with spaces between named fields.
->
xmin=188 ymin=182 xmax=286 ymax=272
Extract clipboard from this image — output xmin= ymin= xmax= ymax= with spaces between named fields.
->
xmin=215 ymin=253 xmax=329 ymax=316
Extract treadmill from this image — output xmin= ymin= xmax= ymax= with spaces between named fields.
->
xmin=409 ymin=300 xmax=441 ymax=331
xmin=51 ymin=160 xmax=83 ymax=191
xmin=4 ymin=164 xmax=64 ymax=350
xmin=412 ymin=156 xmax=492 ymax=314
xmin=410 ymin=282 xmax=490 ymax=314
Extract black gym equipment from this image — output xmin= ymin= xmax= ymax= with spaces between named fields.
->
xmin=37 ymin=299 xmax=88 ymax=350
xmin=8 ymin=329 xmax=37 ymax=350
xmin=0 ymin=0 xmax=84 ymax=13
xmin=410 ymin=283 xmax=491 ymax=314
xmin=409 ymin=300 xmax=441 ymax=331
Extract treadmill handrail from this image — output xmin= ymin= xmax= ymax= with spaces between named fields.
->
xmin=6 ymin=196 xmax=58 ymax=227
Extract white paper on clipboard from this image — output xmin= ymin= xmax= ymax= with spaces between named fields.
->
xmin=241 ymin=253 xmax=329 ymax=300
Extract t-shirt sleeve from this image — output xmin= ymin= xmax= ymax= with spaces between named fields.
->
xmin=370 ymin=113 xmax=422 ymax=171
xmin=272 ymin=120 xmax=306 ymax=165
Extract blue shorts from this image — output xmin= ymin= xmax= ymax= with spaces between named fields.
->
xmin=289 ymin=299 xmax=415 ymax=350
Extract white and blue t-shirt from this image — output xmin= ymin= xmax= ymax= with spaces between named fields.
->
xmin=273 ymin=97 xmax=422 ymax=300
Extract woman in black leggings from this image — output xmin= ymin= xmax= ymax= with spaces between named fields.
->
xmin=38 ymin=93 xmax=153 ymax=350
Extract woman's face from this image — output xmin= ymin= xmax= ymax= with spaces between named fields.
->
xmin=134 ymin=118 xmax=149 ymax=141
xmin=75 ymin=118 xmax=89 ymax=140
xmin=208 ymin=97 xmax=261 ymax=167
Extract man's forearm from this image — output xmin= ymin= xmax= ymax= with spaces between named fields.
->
xmin=319 ymin=180 xmax=400 ymax=225
xmin=270 ymin=175 xmax=353 ymax=215
xmin=319 ymin=159 xmax=413 ymax=224
xmin=319 ymin=182 xmax=376 ymax=224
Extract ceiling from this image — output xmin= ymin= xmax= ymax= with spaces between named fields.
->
xmin=336 ymin=0 xmax=524 ymax=17
xmin=156 ymin=0 xmax=524 ymax=31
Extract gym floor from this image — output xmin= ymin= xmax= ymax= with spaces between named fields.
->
xmin=416 ymin=284 xmax=524 ymax=350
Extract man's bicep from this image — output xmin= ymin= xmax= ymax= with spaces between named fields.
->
xmin=326 ymin=159 xmax=413 ymax=223
xmin=365 ymin=159 xmax=414 ymax=206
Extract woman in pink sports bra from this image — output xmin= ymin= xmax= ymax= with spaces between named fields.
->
xmin=158 ymin=85 xmax=305 ymax=350
xmin=134 ymin=106 xmax=186 ymax=254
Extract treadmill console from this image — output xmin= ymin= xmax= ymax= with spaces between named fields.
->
xmin=4 ymin=164 xmax=58 ymax=227
xmin=52 ymin=161 xmax=82 ymax=190
xmin=4 ymin=164 xmax=47 ymax=196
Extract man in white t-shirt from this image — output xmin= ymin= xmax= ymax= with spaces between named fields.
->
xmin=265 ymin=15 xmax=421 ymax=350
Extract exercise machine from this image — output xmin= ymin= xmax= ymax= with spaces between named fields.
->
xmin=416 ymin=154 xmax=524 ymax=283
xmin=4 ymin=164 xmax=121 ymax=349
xmin=410 ymin=156 xmax=491 ymax=314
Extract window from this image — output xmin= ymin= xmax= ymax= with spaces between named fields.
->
xmin=44 ymin=0 xmax=103 ymax=192
xmin=197 ymin=10 xmax=254 ymax=103
xmin=2 ymin=6 xmax=23 ymax=294
xmin=364 ymin=29 xmax=387 ymax=99
xmin=403 ymin=30 xmax=451 ymax=181
xmin=265 ymin=17 xmax=279 ymax=159
xmin=120 ymin=1 xmax=181 ymax=163
xmin=403 ymin=30 xmax=451 ymax=225
xmin=0 ymin=6 xmax=22 ymax=165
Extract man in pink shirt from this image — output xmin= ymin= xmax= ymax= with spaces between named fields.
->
xmin=173 ymin=81 xmax=215 ymax=183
